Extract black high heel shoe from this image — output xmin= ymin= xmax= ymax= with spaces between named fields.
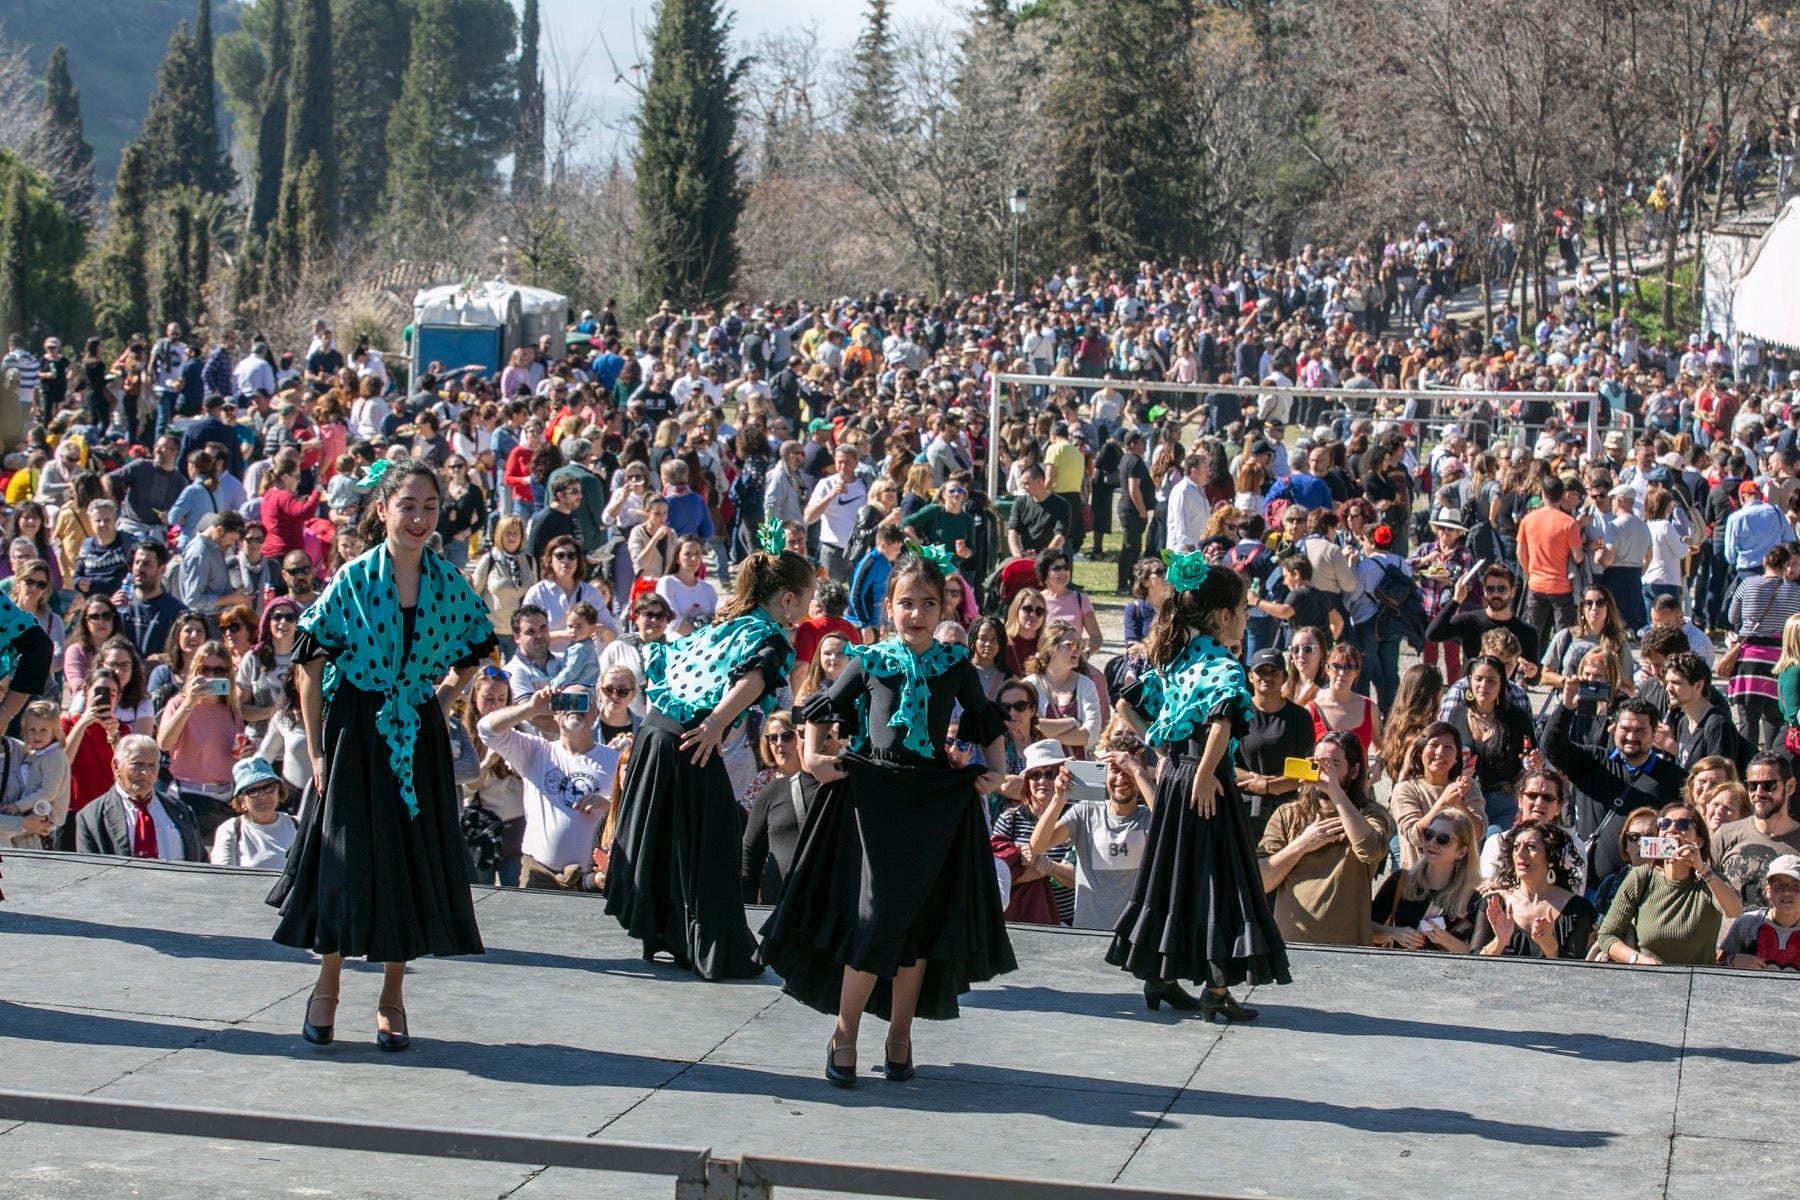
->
xmin=301 ymin=990 xmax=337 ymax=1046
xmin=1200 ymin=990 xmax=1259 ymax=1024
xmin=1143 ymin=981 xmax=1202 ymax=1012
xmin=375 ymin=1005 xmax=411 ymax=1052
xmin=825 ymin=1038 xmax=857 ymax=1088
xmin=882 ymin=1042 xmax=914 ymax=1082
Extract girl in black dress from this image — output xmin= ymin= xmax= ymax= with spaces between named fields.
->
xmin=269 ymin=459 xmax=497 ymax=1051
xmin=605 ymin=549 xmax=816 ymax=980
xmin=758 ymin=553 xmax=1014 ymax=1087
xmin=1108 ymin=553 xmax=1291 ymax=1021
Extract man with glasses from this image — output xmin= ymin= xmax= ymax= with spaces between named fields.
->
xmin=1719 ymin=854 xmax=1800 ymax=970
xmin=1545 ymin=684 xmax=1685 ymax=889
xmin=1426 ymin=562 xmax=1540 ymax=682
xmin=117 ymin=542 xmax=187 ymax=661
xmin=478 ymin=684 xmax=620 ymax=891
xmin=279 ymin=550 xmax=320 ymax=611
xmin=74 ymin=735 xmax=203 ymax=862
xmin=178 ymin=511 xmax=252 ymax=618
xmin=548 ymin=439 xmax=608 ymax=555
xmin=525 ymin=472 xmax=587 ymax=563
xmin=1714 ymin=753 xmax=1800 ymax=907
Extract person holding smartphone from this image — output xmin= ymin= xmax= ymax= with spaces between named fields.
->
xmin=1595 ymin=800 xmax=1742 ymax=965
xmin=155 ymin=639 xmax=246 ymax=846
xmin=477 ymin=684 xmax=620 ymax=892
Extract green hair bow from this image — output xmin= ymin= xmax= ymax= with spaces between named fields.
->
xmin=911 ymin=542 xmax=957 ymax=575
xmin=362 ymin=457 xmax=395 ymax=491
xmin=756 ymin=513 xmax=786 ymax=556
xmin=1161 ymin=548 xmax=1210 ymax=593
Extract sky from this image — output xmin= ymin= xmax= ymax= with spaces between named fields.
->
xmin=534 ymin=0 xmax=962 ymax=161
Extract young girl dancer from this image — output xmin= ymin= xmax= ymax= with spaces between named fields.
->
xmin=1107 ymin=550 xmax=1291 ymax=1021
xmin=269 ymin=459 xmax=497 ymax=1050
xmin=758 ymin=550 xmax=1013 ymax=1087
xmin=605 ymin=537 xmax=815 ymax=980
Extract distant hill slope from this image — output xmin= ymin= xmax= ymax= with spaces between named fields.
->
xmin=8 ymin=0 xmax=241 ymax=194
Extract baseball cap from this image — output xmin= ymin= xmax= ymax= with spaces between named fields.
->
xmin=1250 ymin=648 xmax=1286 ymax=672
xmin=1739 ymin=480 xmax=1762 ymax=497
xmin=808 ymin=418 xmax=832 ymax=433
xmin=1766 ymin=854 xmax=1800 ymax=883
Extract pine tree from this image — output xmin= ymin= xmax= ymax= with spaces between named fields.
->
xmin=847 ymin=0 xmax=898 ymax=136
xmin=284 ymin=0 xmax=337 ymax=239
xmin=512 ymin=0 xmax=544 ymax=199
xmin=0 ymin=170 xmax=27 ymax=341
xmin=249 ymin=0 xmax=292 ymax=238
xmin=634 ymin=0 xmax=746 ymax=312
xmin=1045 ymin=0 xmax=1199 ymax=263
xmin=190 ymin=0 xmax=235 ymax=194
xmin=384 ymin=0 xmax=518 ymax=228
xmin=40 ymin=47 xmax=95 ymax=219
xmin=94 ymin=145 xmax=153 ymax=347
xmin=333 ymin=0 xmax=408 ymax=225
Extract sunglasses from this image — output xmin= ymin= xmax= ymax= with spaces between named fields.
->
xmin=943 ymin=487 xmax=967 ymax=496
xmin=1656 ymin=816 xmax=1697 ymax=833
xmin=284 ymin=566 xmax=313 ymax=577
xmin=1001 ymin=699 xmax=1036 ymax=713
xmin=1018 ymin=605 xmax=1046 ymax=616
xmin=1420 ymin=829 xmax=1456 ymax=848
xmin=764 ymin=729 xmax=797 ymax=745
xmin=1581 ymin=598 xmax=1607 ymax=608
xmin=638 ymin=608 xmax=671 ymax=620
xmin=241 ymin=780 xmax=282 ymax=798
xmin=1326 ymin=662 xmax=1354 ymax=672
xmin=481 ymin=665 xmax=508 ymax=680
xmin=221 ymin=623 xmax=246 ymax=634
xmin=551 ymin=551 xmax=579 ymax=561
xmin=1292 ymin=643 xmax=1319 ymax=654
xmin=269 ymin=611 xmax=298 ymax=623
xmin=601 ymin=685 xmax=634 ymax=699
xmin=19 ymin=577 xmax=47 ymax=590
xmin=1522 ymin=790 xmax=1561 ymax=804
xmin=198 ymin=666 xmax=231 ymax=678
xmin=1483 ymin=585 xmax=1510 ymax=596
xmin=1748 ymin=779 xmax=1783 ymax=792
xmin=1046 ymin=562 xmax=1071 ymax=572
xmin=1024 ymin=768 xmax=1061 ymax=784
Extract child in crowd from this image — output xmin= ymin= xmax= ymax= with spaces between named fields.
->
xmin=2 ymin=701 xmax=70 ymax=847
xmin=323 ymin=454 xmax=363 ymax=526
xmin=551 ymin=601 xmax=602 ymax=690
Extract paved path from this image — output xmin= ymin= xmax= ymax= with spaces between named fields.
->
xmin=1 ymin=853 xmax=1794 ymax=1199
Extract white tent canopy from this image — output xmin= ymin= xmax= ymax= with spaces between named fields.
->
xmin=412 ymin=280 xmax=567 ymax=328
xmin=1732 ymin=197 xmax=1800 ymax=351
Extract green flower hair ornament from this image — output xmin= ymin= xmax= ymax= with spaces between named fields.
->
xmin=756 ymin=513 xmax=786 ymax=556
xmin=1161 ymin=548 xmax=1210 ymax=593
xmin=911 ymin=542 xmax=958 ymax=575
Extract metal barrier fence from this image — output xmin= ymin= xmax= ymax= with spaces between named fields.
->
xmin=0 ymin=1089 xmax=1283 ymax=1200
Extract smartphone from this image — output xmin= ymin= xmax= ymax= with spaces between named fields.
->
xmin=1457 ymin=559 xmax=1490 ymax=592
xmin=1638 ymin=836 xmax=1682 ymax=861
xmin=1282 ymin=757 xmax=1321 ymax=782
xmin=1577 ymin=680 xmax=1610 ymax=705
xmin=203 ymin=678 xmax=232 ymax=697
xmin=549 ymin=691 xmax=591 ymax=714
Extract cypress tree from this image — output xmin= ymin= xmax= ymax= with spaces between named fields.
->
xmin=333 ymin=0 xmax=408 ymax=225
xmin=249 ymin=0 xmax=292 ymax=238
xmin=0 ymin=169 xmax=27 ymax=341
xmin=513 ymin=0 xmax=544 ymax=199
xmin=94 ymin=145 xmax=153 ymax=347
xmin=633 ymin=0 xmax=746 ymax=311
xmin=191 ymin=0 xmax=235 ymax=194
xmin=40 ymin=47 xmax=95 ymax=219
xmin=284 ymin=0 xmax=337 ymax=239
xmin=140 ymin=23 xmax=201 ymax=191
xmin=160 ymin=199 xmax=196 ymax=331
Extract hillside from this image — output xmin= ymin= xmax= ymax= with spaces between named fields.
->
xmin=7 ymin=0 xmax=241 ymax=191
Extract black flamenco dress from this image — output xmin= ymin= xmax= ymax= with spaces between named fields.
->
xmin=757 ymin=650 xmax=1016 ymax=1021
xmin=267 ymin=609 xmax=493 ymax=961
xmin=604 ymin=617 xmax=792 ymax=980
xmin=1106 ymin=640 xmax=1291 ymax=992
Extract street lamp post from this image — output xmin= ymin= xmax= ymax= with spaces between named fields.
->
xmin=1008 ymin=187 xmax=1029 ymax=298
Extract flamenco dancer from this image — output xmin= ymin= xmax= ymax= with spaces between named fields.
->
xmin=605 ymin=521 xmax=815 ymax=980
xmin=1107 ymin=551 xmax=1290 ymax=1021
xmin=758 ymin=549 xmax=1015 ymax=1086
xmin=268 ymin=459 xmax=497 ymax=1050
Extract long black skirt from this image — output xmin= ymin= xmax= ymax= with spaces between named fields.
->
xmin=757 ymin=753 xmax=1017 ymax=1022
xmin=603 ymin=709 xmax=762 ymax=980
xmin=1106 ymin=750 xmax=1290 ymax=990
xmin=267 ymin=682 xmax=483 ymax=962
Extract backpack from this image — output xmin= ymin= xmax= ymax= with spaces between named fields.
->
xmin=1370 ymin=560 xmax=1428 ymax=650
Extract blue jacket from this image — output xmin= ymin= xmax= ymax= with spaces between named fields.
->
xmin=847 ymin=550 xmax=894 ymax=630
xmin=1266 ymin=471 xmax=1333 ymax=513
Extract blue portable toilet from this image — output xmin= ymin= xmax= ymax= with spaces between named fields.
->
xmin=408 ymin=280 xmax=570 ymax=379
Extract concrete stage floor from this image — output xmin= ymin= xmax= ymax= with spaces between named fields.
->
xmin=0 ymin=852 xmax=1795 ymax=1199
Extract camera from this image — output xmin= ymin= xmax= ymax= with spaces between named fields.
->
xmin=203 ymin=678 xmax=232 ymax=697
xmin=1638 ymin=836 xmax=1683 ymax=861
xmin=1576 ymin=680 xmax=1610 ymax=705
xmin=1282 ymin=757 xmax=1321 ymax=782
xmin=549 ymin=691 xmax=592 ymax=714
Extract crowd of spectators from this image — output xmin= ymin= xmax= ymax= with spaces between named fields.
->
xmin=6 ymin=235 xmax=1800 ymax=972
